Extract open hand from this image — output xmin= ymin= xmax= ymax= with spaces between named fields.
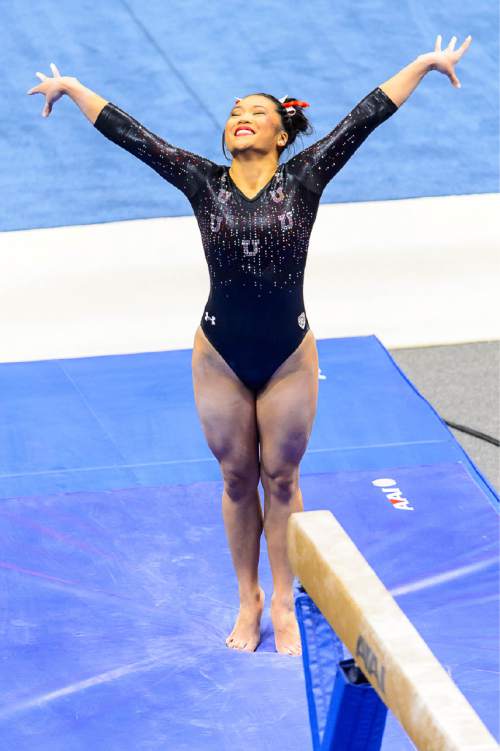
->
xmin=26 ymin=62 xmax=73 ymax=117
xmin=418 ymin=35 xmax=472 ymax=88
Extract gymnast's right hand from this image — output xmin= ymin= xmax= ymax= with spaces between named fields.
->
xmin=26 ymin=62 xmax=76 ymax=117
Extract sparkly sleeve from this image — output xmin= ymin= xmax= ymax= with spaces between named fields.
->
xmin=93 ymin=102 xmax=216 ymax=201
xmin=284 ymin=87 xmax=399 ymax=195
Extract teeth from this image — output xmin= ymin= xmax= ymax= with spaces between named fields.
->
xmin=236 ymin=129 xmax=253 ymax=135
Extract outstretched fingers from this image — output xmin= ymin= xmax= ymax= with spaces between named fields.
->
xmin=27 ymin=71 xmax=47 ymax=95
xmin=457 ymin=35 xmax=473 ymax=59
xmin=446 ymin=35 xmax=457 ymax=53
xmin=432 ymin=34 xmax=473 ymax=88
xmin=27 ymin=63 xmax=62 ymax=95
xmin=435 ymin=33 xmax=472 ymax=59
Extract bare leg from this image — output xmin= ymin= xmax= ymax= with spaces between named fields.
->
xmin=221 ymin=466 xmax=265 ymax=651
xmin=192 ymin=326 xmax=264 ymax=651
xmin=263 ymin=475 xmax=304 ymax=600
xmin=257 ymin=330 xmax=319 ymax=655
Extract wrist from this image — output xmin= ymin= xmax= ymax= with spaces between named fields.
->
xmin=415 ymin=53 xmax=436 ymax=73
xmin=61 ymin=76 xmax=82 ymax=96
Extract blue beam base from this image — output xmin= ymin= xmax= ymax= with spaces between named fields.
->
xmin=295 ymin=586 xmax=388 ymax=751
xmin=322 ymin=658 xmax=388 ymax=751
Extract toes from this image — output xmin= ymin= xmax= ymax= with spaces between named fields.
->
xmin=226 ymin=634 xmax=259 ymax=652
xmin=276 ymin=638 xmax=303 ymax=655
xmin=226 ymin=636 xmax=247 ymax=650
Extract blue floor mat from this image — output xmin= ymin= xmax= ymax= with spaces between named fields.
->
xmin=0 ymin=335 xmax=497 ymax=510
xmin=0 ymin=462 xmax=497 ymax=749
xmin=0 ymin=333 xmax=498 ymax=748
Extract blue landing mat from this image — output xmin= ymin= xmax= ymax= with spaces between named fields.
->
xmin=0 ymin=462 xmax=497 ymax=750
xmin=0 ymin=335 xmax=498 ymax=511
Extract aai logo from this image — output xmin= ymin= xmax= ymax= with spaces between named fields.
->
xmin=372 ymin=477 xmax=415 ymax=511
xmin=355 ymin=634 xmax=386 ymax=693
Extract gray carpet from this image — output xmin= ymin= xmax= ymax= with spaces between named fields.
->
xmin=388 ymin=341 xmax=500 ymax=497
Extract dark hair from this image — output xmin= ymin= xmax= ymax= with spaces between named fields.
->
xmin=222 ymin=92 xmax=314 ymax=161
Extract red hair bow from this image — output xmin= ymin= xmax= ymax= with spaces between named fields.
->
xmin=278 ymin=96 xmax=310 ymax=116
xmin=281 ymin=99 xmax=310 ymax=109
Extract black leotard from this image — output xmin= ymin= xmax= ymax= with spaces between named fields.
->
xmin=94 ymin=86 xmax=398 ymax=391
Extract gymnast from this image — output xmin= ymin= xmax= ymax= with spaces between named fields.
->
xmin=27 ymin=34 xmax=471 ymax=655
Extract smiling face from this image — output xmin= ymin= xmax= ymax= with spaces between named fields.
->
xmin=224 ymin=95 xmax=288 ymax=159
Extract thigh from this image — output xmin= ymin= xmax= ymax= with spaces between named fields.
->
xmin=192 ymin=326 xmax=259 ymax=475
xmin=256 ymin=330 xmax=319 ymax=479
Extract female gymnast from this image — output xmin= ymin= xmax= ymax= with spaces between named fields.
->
xmin=27 ymin=33 xmax=471 ymax=655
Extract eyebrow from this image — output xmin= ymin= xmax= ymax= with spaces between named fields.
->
xmin=231 ymin=104 xmax=267 ymax=111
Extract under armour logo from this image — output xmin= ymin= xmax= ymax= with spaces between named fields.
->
xmin=204 ymin=311 xmax=216 ymax=325
xmin=278 ymin=211 xmax=293 ymax=230
xmin=298 ymin=312 xmax=306 ymax=329
xmin=242 ymin=239 xmax=260 ymax=257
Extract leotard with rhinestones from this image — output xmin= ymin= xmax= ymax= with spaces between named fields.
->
xmin=94 ymin=86 xmax=398 ymax=391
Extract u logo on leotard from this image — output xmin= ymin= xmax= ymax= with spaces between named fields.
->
xmin=278 ymin=211 xmax=294 ymax=231
xmin=242 ymin=239 xmax=260 ymax=257
xmin=217 ymin=188 xmax=232 ymax=204
xmin=270 ymin=185 xmax=285 ymax=203
xmin=298 ymin=312 xmax=306 ymax=329
xmin=210 ymin=214 xmax=223 ymax=233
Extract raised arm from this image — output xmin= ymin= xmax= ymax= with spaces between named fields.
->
xmin=27 ymin=63 xmax=217 ymax=201
xmin=90 ymin=100 xmax=217 ymax=201
xmin=379 ymin=34 xmax=472 ymax=106
xmin=284 ymin=34 xmax=472 ymax=197
xmin=284 ymin=86 xmax=399 ymax=196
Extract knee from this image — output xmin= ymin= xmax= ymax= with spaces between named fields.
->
xmin=261 ymin=464 xmax=299 ymax=503
xmin=222 ymin=464 xmax=260 ymax=502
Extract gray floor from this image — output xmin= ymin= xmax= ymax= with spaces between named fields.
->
xmin=388 ymin=341 xmax=500 ymax=497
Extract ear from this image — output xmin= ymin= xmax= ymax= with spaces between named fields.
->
xmin=278 ymin=130 xmax=288 ymax=147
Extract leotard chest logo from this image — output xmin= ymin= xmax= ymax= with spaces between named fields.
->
xmin=278 ymin=211 xmax=294 ymax=231
xmin=270 ymin=185 xmax=285 ymax=203
xmin=218 ymin=171 xmax=233 ymax=205
xmin=242 ymin=239 xmax=260 ymax=256
xmin=217 ymin=188 xmax=232 ymax=204
xmin=210 ymin=214 xmax=223 ymax=232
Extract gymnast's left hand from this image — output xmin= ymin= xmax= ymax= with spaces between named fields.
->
xmin=418 ymin=34 xmax=472 ymax=88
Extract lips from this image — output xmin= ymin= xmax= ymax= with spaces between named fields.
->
xmin=235 ymin=127 xmax=255 ymax=136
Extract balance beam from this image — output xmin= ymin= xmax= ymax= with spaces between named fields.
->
xmin=287 ymin=510 xmax=498 ymax=751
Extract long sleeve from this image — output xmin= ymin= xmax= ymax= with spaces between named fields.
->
xmin=284 ymin=86 xmax=399 ymax=196
xmin=93 ymin=102 xmax=217 ymax=201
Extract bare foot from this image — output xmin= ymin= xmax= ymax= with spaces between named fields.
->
xmin=226 ymin=586 xmax=265 ymax=652
xmin=270 ymin=594 xmax=302 ymax=656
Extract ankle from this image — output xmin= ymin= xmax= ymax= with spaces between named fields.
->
xmin=271 ymin=590 xmax=294 ymax=610
xmin=238 ymin=585 xmax=264 ymax=606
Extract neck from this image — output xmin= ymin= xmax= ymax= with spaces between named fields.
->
xmin=229 ymin=154 xmax=279 ymax=191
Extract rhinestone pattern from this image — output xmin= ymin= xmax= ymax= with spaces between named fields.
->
xmin=94 ymin=86 xmax=398 ymax=389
